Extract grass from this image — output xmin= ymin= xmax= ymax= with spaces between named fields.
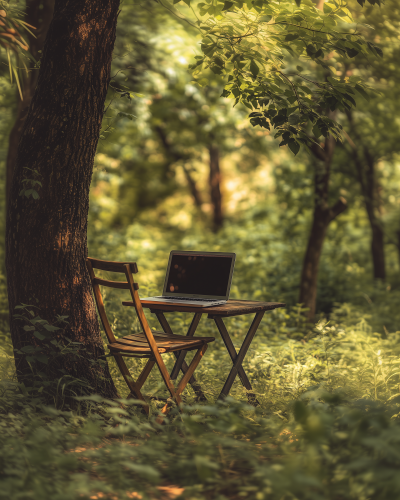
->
xmin=2 ymin=292 xmax=400 ymax=499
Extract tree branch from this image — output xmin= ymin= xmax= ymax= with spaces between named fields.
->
xmin=328 ymin=196 xmax=347 ymax=222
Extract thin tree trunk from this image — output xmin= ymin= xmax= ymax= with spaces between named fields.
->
xmin=346 ymin=111 xmax=386 ymax=280
xmin=371 ymin=222 xmax=385 ymax=279
xmin=182 ymin=164 xmax=203 ymax=208
xmin=299 ymin=209 xmax=330 ymax=320
xmin=6 ymin=0 xmax=120 ymax=398
xmin=208 ymin=144 xmax=223 ymax=232
xmin=154 ymin=125 xmax=203 ymax=209
xmin=397 ymin=230 xmax=400 ymax=269
xmin=299 ymin=135 xmax=347 ymax=320
xmin=6 ymin=0 xmax=55 ymax=207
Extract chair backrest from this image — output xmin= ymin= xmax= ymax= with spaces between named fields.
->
xmin=86 ymin=257 xmax=157 ymax=352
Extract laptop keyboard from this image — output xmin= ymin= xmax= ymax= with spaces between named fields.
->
xmin=156 ymin=296 xmax=217 ymax=302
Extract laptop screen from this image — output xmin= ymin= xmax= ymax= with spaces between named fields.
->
xmin=163 ymin=252 xmax=235 ymax=298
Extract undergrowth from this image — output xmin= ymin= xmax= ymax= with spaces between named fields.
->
xmin=2 ymin=304 xmax=400 ymax=500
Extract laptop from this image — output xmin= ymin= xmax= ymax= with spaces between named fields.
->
xmin=142 ymin=250 xmax=236 ymax=307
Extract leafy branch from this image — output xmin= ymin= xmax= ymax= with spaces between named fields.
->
xmin=19 ymin=167 xmax=42 ymax=200
xmin=0 ymin=1 xmax=37 ymax=99
xmin=165 ymin=0 xmax=381 ymax=154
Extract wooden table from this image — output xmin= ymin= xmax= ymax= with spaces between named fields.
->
xmin=122 ymin=299 xmax=285 ymax=404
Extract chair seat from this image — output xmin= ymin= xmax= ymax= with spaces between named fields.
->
xmin=108 ymin=330 xmax=215 ymax=355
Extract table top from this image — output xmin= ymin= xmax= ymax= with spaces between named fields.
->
xmin=122 ymin=299 xmax=285 ymax=318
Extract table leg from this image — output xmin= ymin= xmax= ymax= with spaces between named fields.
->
xmin=213 ymin=312 xmax=264 ymax=405
xmin=170 ymin=313 xmax=203 ymax=380
xmin=154 ymin=311 xmax=207 ymax=401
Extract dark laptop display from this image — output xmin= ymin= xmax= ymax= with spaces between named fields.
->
xmin=143 ymin=250 xmax=236 ymax=307
xmin=165 ymin=253 xmax=233 ymax=297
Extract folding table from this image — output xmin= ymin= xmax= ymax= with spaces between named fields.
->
xmin=122 ymin=299 xmax=285 ymax=405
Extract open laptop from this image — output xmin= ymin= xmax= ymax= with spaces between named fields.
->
xmin=142 ymin=250 xmax=236 ymax=307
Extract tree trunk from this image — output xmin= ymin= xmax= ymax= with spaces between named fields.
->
xmin=208 ymin=144 xmax=223 ymax=232
xmin=361 ymin=148 xmax=385 ymax=280
xmin=299 ymin=208 xmax=330 ymax=320
xmin=299 ymin=136 xmax=347 ymax=320
xmin=371 ymin=222 xmax=385 ymax=280
xmin=397 ymin=230 xmax=400 ymax=269
xmin=6 ymin=0 xmax=120 ymax=399
xmin=6 ymin=0 xmax=55 ymax=207
xmin=346 ymin=111 xmax=386 ymax=280
xmin=182 ymin=164 xmax=203 ymax=209
xmin=154 ymin=125 xmax=203 ymax=209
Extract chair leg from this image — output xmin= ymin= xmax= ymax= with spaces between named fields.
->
xmin=153 ymin=351 xmax=183 ymax=408
xmin=113 ymin=354 xmax=150 ymax=415
xmin=176 ymin=343 xmax=208 ymax=397
xmin=136 ymin=359 xmax=156 ymax=390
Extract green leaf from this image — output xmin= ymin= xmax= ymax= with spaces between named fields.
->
xmin=118 ymin=112 xmax=136 ymax=120
xmin=346 ymin=48 xmax=359 ymax=58
xmin=312 ymin=124 xmax=322 ymax=138
xmin=306 ymin=44 xmax=316 ymax=57
xmin=355 ymin=84 xmax=369 ymax=101
xmin=285 ymin=33 xmax=299 ymax=42
xmin=43 ymin=324 xmax=60 ymax=332
xmin=182 ymin=0 xmax=190 ymax=5
xmin=288 ymin=141 xmax=300 ymax=155
xmin=250 ymin=59 xmax=259 ymax=78
xmin=36 ymin=354 xmax=49 ymax=365
xmin=222 ymin=1 xmax=234 ymax=10
xmin=21 ymin=345 xmax=37 ymax=353
xmin=288 ymin=113 xmax=300 ymax=125
xmin=259 ymin=15 xmax=272 ymax=23
xmin=33 ymin=331 xmax=46 ymax=341
xmin=242 ymin=101 xmax=253 ymax=110
xmin=23 ymin=325 xmax=36 ymax=332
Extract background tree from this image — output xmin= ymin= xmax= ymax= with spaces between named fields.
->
xmin=298 ymin=0 xmax=400 ymax=317
xmin=340 ymin=0 xmax=400 ymax=281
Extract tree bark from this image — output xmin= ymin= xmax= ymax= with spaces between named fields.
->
xmin=299 ymin=135 xmax=347 ymax=320
xmin=346 ymin=111 xmax=386 ymax=280
xmin=6 ymin=0 xmax=120 ymax=398
xmin=397 ymin=230 xmax=400 ymax=269
xmin=370 ymin=222 xmax=385 ymax=279
xmin=182 ymin=164 xmax=203 ymax=209
xmin=154 ymin=124 xmax=203 ymax=209
xmin=6 ymin=0 xmax=55 ymax=207
xmin=208 ymin=144 xmax=223 ymax=232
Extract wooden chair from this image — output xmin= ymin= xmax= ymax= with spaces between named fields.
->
xmin=86 ymin=257 xmax=215 ymax=415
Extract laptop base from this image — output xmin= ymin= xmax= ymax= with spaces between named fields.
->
xmin=142 ymin=297 xmax=227 ymax=308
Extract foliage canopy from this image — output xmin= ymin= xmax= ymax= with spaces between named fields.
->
xmin=161 ymin=0 xmax=383 ymax=154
